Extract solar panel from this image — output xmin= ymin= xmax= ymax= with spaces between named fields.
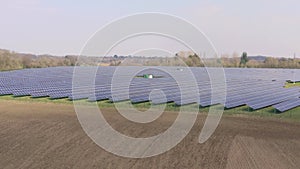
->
xmin=0 ymin=66 xmax=300 ymax=112
xmin=273 ymin=98 xmax=300 ymax=112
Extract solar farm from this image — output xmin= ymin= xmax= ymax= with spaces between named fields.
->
xmin=1 ymin=66 xmax=300 ymax=168
xmin=1 ymin=66 xmax=300 ymax=113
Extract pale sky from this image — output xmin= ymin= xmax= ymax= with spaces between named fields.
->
xmin=0 ymin=0 xmax=299 ymax=57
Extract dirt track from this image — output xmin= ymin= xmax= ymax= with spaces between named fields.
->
xmin=0 ymin=100 xmax=300 ymax=169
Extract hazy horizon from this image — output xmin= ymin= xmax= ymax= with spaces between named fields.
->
xmin=1 ymin=0 xmax=299 ymax=58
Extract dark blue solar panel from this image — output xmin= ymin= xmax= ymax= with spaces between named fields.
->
xmin=0 ymin=66 xmax=300 ymax=112
xmin=273 ymin=98 xmax=300 ymax=112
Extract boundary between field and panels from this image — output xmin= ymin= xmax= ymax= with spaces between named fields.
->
xmin=0 ymin=95 xmax=300 ymax=122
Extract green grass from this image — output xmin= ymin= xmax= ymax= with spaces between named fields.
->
xmin=0 ymin=95 xmax=73 ymax=104
xmin=97 ymin=100 xmax=201 ymax=112
xmin=1 ymin=95 xmax=300 ymax=122
xmin=285 ymin=81 xmax=300 ymax=88
xmin=223 ymin=105 xmax=300 ymax=122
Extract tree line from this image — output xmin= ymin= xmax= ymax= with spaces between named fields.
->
xmin=181 ymin=52 xmax=300 ymax=69
xmin=220 ymin=52 xmax=300 ymax=69
xmin=0 ymin=49 xmax=77 ymax=71
xmin=0 ymin=49 xmax=299 ymax=71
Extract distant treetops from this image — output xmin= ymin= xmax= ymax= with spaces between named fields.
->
xmin=240 ymin=52 xmax=249 ymax=68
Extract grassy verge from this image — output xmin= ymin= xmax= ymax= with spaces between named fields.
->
xmin=285 ymin=81 xmax=300 ymax=88
xmin=0 ymin=95 xmax=73 ymax=104
xmin=1 ymin=95 xmax=300 ymax=122
xmin=224 ymin=105 xmax=300 ymax=122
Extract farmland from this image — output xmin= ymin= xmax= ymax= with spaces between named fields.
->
xmin=0 ymin=100 xmax=300 ymax=169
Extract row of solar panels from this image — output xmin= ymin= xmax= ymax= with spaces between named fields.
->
xmin=0 ymin=66 xmax=300 ymax=113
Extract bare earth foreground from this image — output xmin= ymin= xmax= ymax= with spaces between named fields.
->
xmin=0 ymin=100 xmax=300 ymax=169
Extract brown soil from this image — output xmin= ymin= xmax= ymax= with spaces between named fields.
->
xmin=0 ymin=100 xmax=299 ymax=169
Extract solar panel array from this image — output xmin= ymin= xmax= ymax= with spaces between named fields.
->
xmin=0 ymin=66 xmax=299 ymax=113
